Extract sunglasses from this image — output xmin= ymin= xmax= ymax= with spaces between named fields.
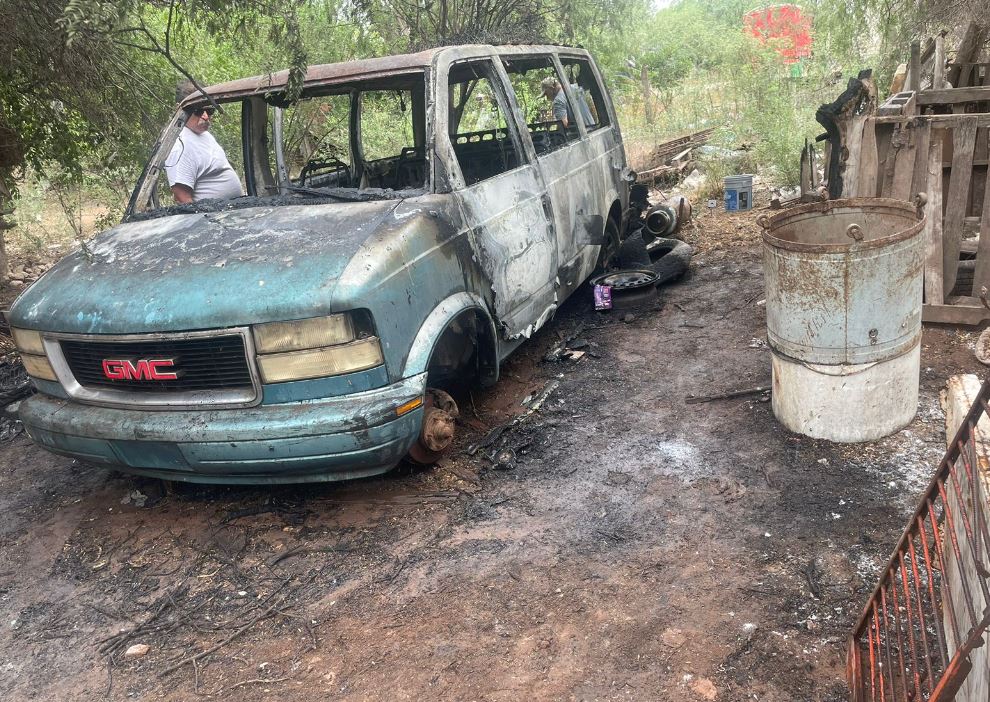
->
xmin=195 ymin=108 xmax=216 ymax=118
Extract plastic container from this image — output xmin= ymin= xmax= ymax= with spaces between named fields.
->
xmin=759 ymin=197 xmax=926 ymax=442
xmin=724 ymin=174 xmax=754 ymax=211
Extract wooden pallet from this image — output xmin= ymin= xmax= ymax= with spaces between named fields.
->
xmin=823 ymin=22 xmax=990 ymax=324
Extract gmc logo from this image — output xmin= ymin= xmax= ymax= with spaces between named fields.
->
xmin=102 ymin=358 xmax=180 ymax=381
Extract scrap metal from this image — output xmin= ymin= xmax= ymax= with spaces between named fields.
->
xmin=847 ymin=380 xmax=990 ymax=701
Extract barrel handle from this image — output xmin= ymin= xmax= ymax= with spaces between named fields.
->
xmin=846 ymin=223 xmax=864 ymax=242
xmin=756 ymin=214 xmax=771 ymax=230
xmin=913 ymin=192 xmax=928 ymax=218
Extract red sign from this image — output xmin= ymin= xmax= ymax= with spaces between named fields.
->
xmin=744 ymin=4 xmax=813 ymax=64
xmin=102 ymin=358 xmax=179 ymax=381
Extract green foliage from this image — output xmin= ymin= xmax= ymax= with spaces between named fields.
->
xmin=0 ymin=0 xmax=166 ymax=194
xmin=360 ymin=91 xmax=416 ymax=161
xmin=2 ymin=0 xmax=979 ymax=223
xmin=609 ymin=0 xmax=962 ymax=186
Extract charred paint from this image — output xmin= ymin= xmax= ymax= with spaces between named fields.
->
xmin=10 ymin=44 xmax=630 ymax=483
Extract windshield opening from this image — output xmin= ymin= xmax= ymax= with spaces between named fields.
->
xmin=128 ymin=71 xmax=429 ymax=219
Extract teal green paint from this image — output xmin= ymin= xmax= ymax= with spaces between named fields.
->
xmin=261 ymin=365 xmax=389 ymax=404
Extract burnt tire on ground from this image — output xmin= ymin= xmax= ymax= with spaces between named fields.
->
xmin=0 ymin=357 xmax=31 ymax=407
xmin=646 ymin=237 xmax=693 ymax=285
xmin=617 ymin=229 xmax=652 ymax=269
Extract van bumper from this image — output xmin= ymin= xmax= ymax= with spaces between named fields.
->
xmin=17 ymin=373 xmax=427 ymax=484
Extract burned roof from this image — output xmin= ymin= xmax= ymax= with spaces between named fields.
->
xmin=180 ymin=44 xmax=589 ymax=106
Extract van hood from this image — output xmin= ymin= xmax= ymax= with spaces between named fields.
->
xmin=10 ymin=201 xmax=402 ymax=334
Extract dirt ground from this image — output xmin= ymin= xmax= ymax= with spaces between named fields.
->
xmin=0 ymin=205 xmax=985 ymax=701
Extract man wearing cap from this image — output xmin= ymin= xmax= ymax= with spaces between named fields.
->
xmin=165 ymin=106 xmax=243 ymax=203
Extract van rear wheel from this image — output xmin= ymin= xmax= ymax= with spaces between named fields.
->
xmin=594 ymin=217 xmax=621 ymax=273
xmin=407 ymin=389 xmax=459 ymax=464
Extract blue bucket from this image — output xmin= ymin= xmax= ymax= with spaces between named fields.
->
xmin=724 ymin=174 xmax=754 ymax=212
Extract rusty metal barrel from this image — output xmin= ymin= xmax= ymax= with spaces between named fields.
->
xmin=759 ymin=197 xmax=926 ymax=442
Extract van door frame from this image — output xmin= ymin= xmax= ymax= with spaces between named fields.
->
xmin=432 ymin=49 xmax=560 ymax=341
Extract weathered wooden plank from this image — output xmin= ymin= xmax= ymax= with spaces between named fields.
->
xmin=934 ymin=33 xmax=947 ymax=89
xmin=908 ymin=40 xmax=921 ymax=92
xmin=943 ymin=120 xmax=979 ymax=296
xmin=918 ymin=86 xmax=990 ymax=105
xmin=911 ymin=121 xmax=933 ymax=203
xmin=876 ymin=122 xmax=896 ymax=197
xmin=857 ymin=117 xmax=880 ymax=197
xmin=924 ymin=128 xmax=946 ymax=305
xmin=890 ymin=122 xmax=920 ymax=201
xmin=977 ymin=122 xmax=990 ymax=173
xmin=973 ymin=163 xmax=990 ymax=292
xmin=879 ymin=123 xmax=901 ymax=197
xmin=840 ymin=115 xmax=868 ymax=198
xmin=922 ymin=302 xmax=990 ymax=325
xmin=944 ymin=159 xmax=990 ymax=168
xmin=940 ymin=372 xmax=990 ymax=702
xmin=875 ymin=114 xmax=990 ymax=127
xmin=920 ymin=36 xmax=937 ymax=65
xmin=919 ymin=37 xmax=937 ymax=90
xmin=974 ymin=160 xmax=988 ymax=217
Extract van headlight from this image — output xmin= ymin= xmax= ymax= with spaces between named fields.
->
xmin=10 ymin=328 xmax=58 ymax=382
xmin=252 ymin=314 xmax=384 ymax=383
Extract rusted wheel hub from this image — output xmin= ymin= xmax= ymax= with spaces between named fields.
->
xmin=407 ymin=389 xmax=459 ymax=464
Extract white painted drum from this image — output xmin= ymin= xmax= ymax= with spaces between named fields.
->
xmin=770 ymin=341 xmax=920 ymax=443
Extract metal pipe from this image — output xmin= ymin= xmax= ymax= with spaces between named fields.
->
xmin=644 ymin=204 xmax=673 ymax=236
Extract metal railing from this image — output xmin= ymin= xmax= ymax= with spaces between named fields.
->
xmin=848 ymin=379 xmax=990 ymax=701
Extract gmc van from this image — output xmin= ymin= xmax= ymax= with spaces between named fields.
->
xmin=8 ymin=45 xmax=632 ymax=483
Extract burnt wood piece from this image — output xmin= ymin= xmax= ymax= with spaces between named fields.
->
xmin=816 ymin=70 xmax=875 ymax=199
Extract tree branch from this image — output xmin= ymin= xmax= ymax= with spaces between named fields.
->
xmin=112 ymin=23 xmax=222 ymax=113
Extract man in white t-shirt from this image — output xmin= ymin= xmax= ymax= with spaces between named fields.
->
xmin=165 ymin=107 xmax=243 ymax=203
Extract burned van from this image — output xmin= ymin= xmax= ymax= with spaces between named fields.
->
xmin=8 ymin=45 xmax=632 ymax=483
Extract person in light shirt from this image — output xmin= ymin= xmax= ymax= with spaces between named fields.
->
xmin=540 ymin=77 xmax=595 ymax=129
xmin=165 ymin=106 xmax=243 ymax=203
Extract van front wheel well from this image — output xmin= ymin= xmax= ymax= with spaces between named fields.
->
xmin=425 ymin=308 xmax=498 ymax=394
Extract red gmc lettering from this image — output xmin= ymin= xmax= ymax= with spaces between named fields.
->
xmin=102 ymin=359 xmax=179 ymax=381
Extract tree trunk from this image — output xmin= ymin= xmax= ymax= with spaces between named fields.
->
xmin=947 ymin=22 xmax=987 ymax=88
xmin=0 ymin=178 xmax=11 ymax=285
xmin=641 ymin=66 xmax=653 ymax=125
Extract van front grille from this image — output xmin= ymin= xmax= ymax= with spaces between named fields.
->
xmin=59 ymin=335 xmax=253 ymax=393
